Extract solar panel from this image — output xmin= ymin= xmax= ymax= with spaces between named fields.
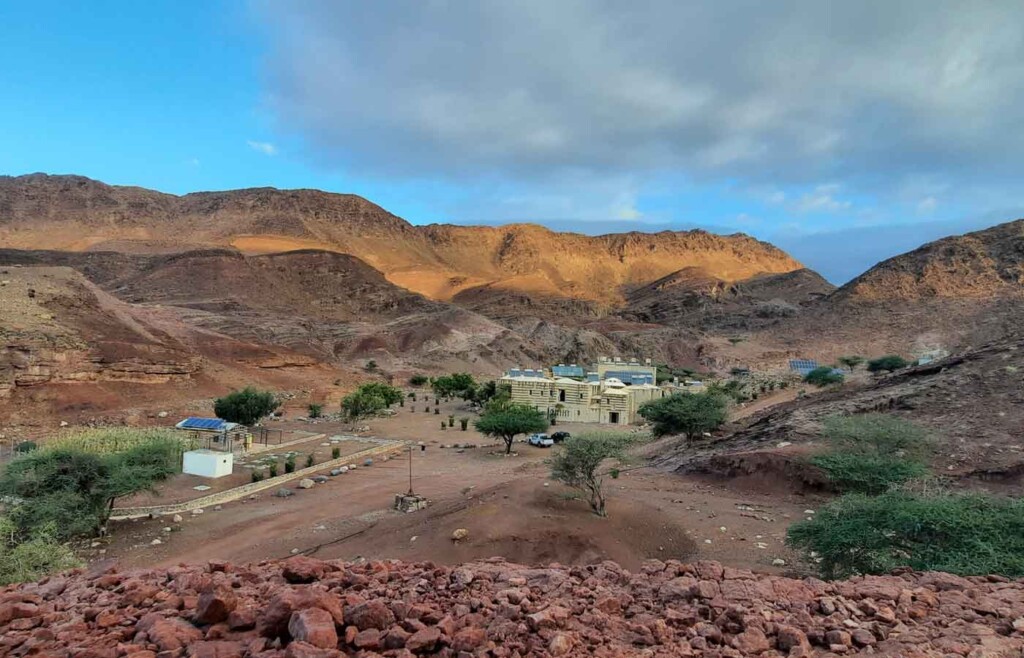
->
xmin=179 ymin=417 xmax=227 ymax=430
xmin=789 ymin=359 xmax=819 ymax=375
xmin=552 ymin=365 xmax=585 ymax=377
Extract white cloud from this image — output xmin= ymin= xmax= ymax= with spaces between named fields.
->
xmin=793 ymin=185 xmax=853 ymax=214
xmin=917 ymin=197 xmax=938 ymax=214
xmin=247 ymin=140 xmax=278 ymax=156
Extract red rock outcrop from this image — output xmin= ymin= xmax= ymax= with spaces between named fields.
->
xmin=2 ymin=556 xmax=1023 ymax=657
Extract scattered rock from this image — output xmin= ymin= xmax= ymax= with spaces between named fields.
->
xmin=451 ymin=528 xmax=469 ymax=542
xmin=172 ymin=514 xmax=183 ymax=523
xmin=297 ymin=479 xmax=315 ymax=489
xmin=275 ymin=488 xmax=294 ymax=498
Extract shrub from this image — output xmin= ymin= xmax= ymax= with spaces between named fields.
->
xmin=431 ymin=373 xmax=476 ymax=398
xmin=837 ymin=355 xmax=865 ymax=371
xmin=447 ymin=415 xmax=455 ymax=427
xmin=0 ymin=517 xmax=81 ymax=586
xmin=822 ymin=413 xmax=931 ymax=458
xmin=409 ymin=375 xmax=428 ymax=387
xmin=364 ymin=360 xmax=378 ymax=372
xmin=434 ymin=408 xmax=440 ymax=415
xmin=548 ymin=432 xmax=640 ymax=517
xmin=475 ymin=403 xmax=548 ymax=454
xmin=269 ymin=463 xmax=278 ymax=477
xmin=787 ymin=491 xmax=1024 ymax=579
xmin=331 ymin=446 xmax=341 ymax=459
xmin=341 ymin=382 xmax=403 ymax=420
xmin=305 ymin=454 xmax=314 ymax=468
xmin=307 ymin=403 xmax=323 ymax=419
xmin=214 ymin=387 xmax=280 ymax=426
xmin=13 ymin=441 xmax=36 ymax=454
xmin=810 ymin=453 xmax=928 ymax=494
xmin=804 ymin=366 xmax=844 ymax=387
xmin=46 ymin=427 xmax=190 ymax=455
xmin=638 ymin=392 xmax=729 ymax=440
xmin=868 ymin=355 xmax=909 ymax=373
xmin=754 ymin=300 xmax=798 ymax=318
xmin=460 ymin=417 xmax=469 ymax=431
xmin=284 ymin=456 xmax=296 ymax=474
xmin=251 ymin=471 xmax=264 ymax=483
xmin=441 ymin=421 xmax=447 ymax=430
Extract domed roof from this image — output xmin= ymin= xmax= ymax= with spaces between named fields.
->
xmin=603 ymin=378 xmax=626 ymax=388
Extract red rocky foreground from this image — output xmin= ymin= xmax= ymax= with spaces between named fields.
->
xmin=2 ymin=556 xmax=1024 ymax=657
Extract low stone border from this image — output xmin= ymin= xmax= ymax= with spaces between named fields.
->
xmin=111 ymin=440 xmax=406 ymax=519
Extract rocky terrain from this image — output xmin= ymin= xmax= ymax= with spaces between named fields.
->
xmin=3 ymin=555 xmax=1024 ymax=657
xmin=652 ymin=335 xmax=1024 ymax=488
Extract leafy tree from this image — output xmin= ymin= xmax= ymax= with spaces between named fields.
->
xmin=0 ymin=517 xmax=81 ymax=586
xmin=464 ymin=380 xmax=509 ymax=408
xmin=474 ymin=402 xmax=548 ymax=454
xmin=0 ymin=439 xmax=181 ymax=540
xmin=549 ymin=433 xmax=639 ymax=517
xmin=837 ymin=355 xmax=865 ymax=371
xmin=431 ymin=373 xmax=476 ymax=398
xmin=340 ymin=382 xmax=403 ymax=420
xmin=214 ymin=387 xmax=279 ymax=426
xmin=638 ymin=393 xmax=729 ymax=440
xmin=364 ymin=360 xmax=378 ymax=372
xmin=409 ymin=374 xmax=428 ymax=387
xmin=307 ymin=403 xmax=324 ymax=419
xmin=867 ymin=355 xmax=909 ymax=373
xmin=787 ymin=491 xmax=1024 ymax=579
xmin=804 ymin=366 xmax=844 ymax=387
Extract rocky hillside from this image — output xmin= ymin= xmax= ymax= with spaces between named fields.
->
xmin=3 ymin=555 xmax=1022 ymax=657
xmin=0 ymin=174 xmax=805 ymax=304
xmin=834 ymin=219 xmax=1024 ymax=302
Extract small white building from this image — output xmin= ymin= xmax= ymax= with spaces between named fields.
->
xmin=182 ymin=449 xmax=234 ymax=478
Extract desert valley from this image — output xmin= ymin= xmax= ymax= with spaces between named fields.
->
xmin=2 ymin=173 xmax=1024 ymax=657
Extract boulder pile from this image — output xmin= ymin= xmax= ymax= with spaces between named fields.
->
xmin=2 ymin=555 xmax=1024 ymax=657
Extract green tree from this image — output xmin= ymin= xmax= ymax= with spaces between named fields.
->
xmin=638 ymin=393 xmax=729 ymax=440
xmin=787 ymin=491 xmax=1024 ymax=579
xmin=548 ymin=433 xmax=638 ymax=517
xmin=307 ymin=403 xmax=324 ymax=419
xmin=358 ymin=382 xmax=404 ymax=405
xmin=214 ymin=387 xmax=279 ymax=426
xmin=409 ymin=374 xmax=428 ymax=387
xmin=0 ymin=517 xmax=81 ymax=586
xmin=867 ymin=355 xmax=909 ymax=373
xmin=340 ymin=382 xmax=403 ymax=420
xmin=474 ymin=402 xmax=548 ymax=454
xmin=431 ymin=373 xmax=476 ymax=398
xmin=837 ymin=355 xmax=865 ymax=371
xmin=804 ymin=366 xmax=844 ymax=387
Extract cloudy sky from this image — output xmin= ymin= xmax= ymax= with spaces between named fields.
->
xmin=3 ymin=2 xmax=1023 ymax=282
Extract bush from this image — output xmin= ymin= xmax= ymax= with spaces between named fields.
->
xmin=46 ymin=427 xmax=190 ymax=455
xmin=548 ymin=432 xmax=639 ymax=517
xmin=754 ymin=300 xmax=798 ymax=318
xmin=867 ymin=355 xmax=909 ymax=373
xmin=251 ymin=471 xmax=264 ymax=483
xmin=448 ymin=415 xmax=455 ymax=427
xmin=0 ymin=517 xmax=81 ymax=586
xmin=810 ymin=453 xmax=928 ymax=495
xmin=638 ymin=392 xmax=729 ymax=440
xmin=364 ymin=360 xmax=378 ymax=372
xmin=804 ymin=366 xmax=844 ymax=387
xmin=284 ymin=456 xmax=296 ymax=474
xmin=305 ymin=454 xmax=314 ymax=468
xmin=838 ymin=355 xmax=865 ymax=371
xmin=434 ymin=408 xmax=440 ymax=415
xmin=307 ymin=403 xmax=324 ymax=419
xmin=431 ymin=373 xmax=476 ymax=398
xmin=821 ymin=413 xmax=931 ymax=458
xmin=409 ymin=375 xmax=428 ymax=387
xmin=214 ymin=387 xmax=280 ymax=426
xmin=341 ymin=382 xmax=403 ymax=420
xmin=13 ymin=441 xmax=36 ymax=454
xmin=269 ymin=463 xmax=278 ymax=478
xmin=787 ymin=491 xmax=1024 ymax=578
xmin=331 ymin=446 xmax=341 ymax=459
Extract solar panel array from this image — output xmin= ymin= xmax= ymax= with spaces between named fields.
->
xmin=788 ymin=359 xmax=819 ymax=376
xmin=506 ymin=368 xmax=544 ymax=378
xmin=178 ymin=417 xmax=228 ymax=430
xmin=604 ymin=371 xmax=656 ymax=385
xmin=552 ymin=365 xmax=585 ymax=377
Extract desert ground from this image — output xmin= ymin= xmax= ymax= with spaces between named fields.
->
xmin=93 ymin=395 xmax=823 ymax=576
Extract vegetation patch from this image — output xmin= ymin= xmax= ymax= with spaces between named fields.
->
xmin=638 ymin=392 xmax=728 ymax=440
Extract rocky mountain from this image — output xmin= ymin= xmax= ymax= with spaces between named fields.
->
xmin=0 ymin=174 xmax=805 ymax=305
xmin=833 ymin=219 xmax=1024 ymax=302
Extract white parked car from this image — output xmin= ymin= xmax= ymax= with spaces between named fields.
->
xmin=527 ymin=433 xmax=554 ymax=447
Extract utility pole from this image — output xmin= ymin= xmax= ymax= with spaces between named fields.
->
xmin=407 ymin=444 xmax=414 ymax=495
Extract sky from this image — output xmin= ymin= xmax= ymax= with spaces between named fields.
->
xmin=2 ymin=1 xmax=1023 ymax=283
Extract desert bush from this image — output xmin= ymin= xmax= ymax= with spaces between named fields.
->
xmin=409 ymin=375 xmax=428 ymax=386
xmin=441 ymin=421 xmax=447 ymax=430
xmin=0 ymin=516 xmax=81 ymax=586
xmin=804 ymin=366 xmax=844 ymax=387
xmin=251 ymin=471 xmax=264 ymax=483
xmin=214 ymin=387 xmax=280 ymax=426
xmin=787 ymin=491 xmax=1024 ymax=578
xmin=13 ymin=441 xmax=36 ymax=454
xmin=305 ymin=454 xmax=314 ymax=468
xmin=269 ymin=463 xmax=278 ymax=477
xmin=307 ymin=403 xmax=323 ymax=419
xmin=837 ymin=355 xmax=865 ymax=371
xmin=754 ymin=299 xmax=798 ymax=318
xmin=822 ymin=413 xmax=930 ymax=457
xmin=434 ymin=408 xmax=440 ymax=415
xmin=284 ymin=456 xmax=296 ymax=474
xmin=868 ymin=355 xmax=909 ymax=373
xmin=811 ymin=453 xmax=928 ymax=495
xmin=431 ymin=373 xmax=476 ymax=398
xmin=460 ymin=417 xmax=469 ymax=431
xmin=364 ymin=360 xmax=378 ymax=372
xmin=448 ymin=415 xmax=455 ymax=427
xmin=638 ymin=392 xmax=728 ymax=440
xmin=341 ymin=382 xmax=403 ymax=420
xmin=475 ymin=402 xmax=548 ymax=454
xmin=548 ymin=432 xmax=640 ymax=517
xmin=331 ymin=446 xmax=341 ymax=459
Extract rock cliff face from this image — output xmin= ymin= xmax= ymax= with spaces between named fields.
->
xmin=3 ymin=555 xmax=1023 ymax=657
xmin=834 ymin=219 xmax=1024 ymax=302
xmin=0 ymin=174 xmax=805 ymax=304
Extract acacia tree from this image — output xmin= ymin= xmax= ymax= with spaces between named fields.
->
xmin=867 ymin=355 xmax=909 ymax=373
xmin=805 ymin=366 xmax=844 ymax=387
xmin=474 ymin=402 xmax=548 ymax=454
xmin=214 ymin=387 xmax=279 ymax=426
xmin=431 ymin=373 xmax=476 ymax=398
xmin=549 ymin=433 xmax=637 ymax=517
xmin=638 ymin=392 xmax=728 ymax=440
xmin=341 ymin=382 xmax=403 ymax=421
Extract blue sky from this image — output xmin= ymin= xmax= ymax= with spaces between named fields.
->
xmin=3 ymin=1 xmax=1022 ymax=283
